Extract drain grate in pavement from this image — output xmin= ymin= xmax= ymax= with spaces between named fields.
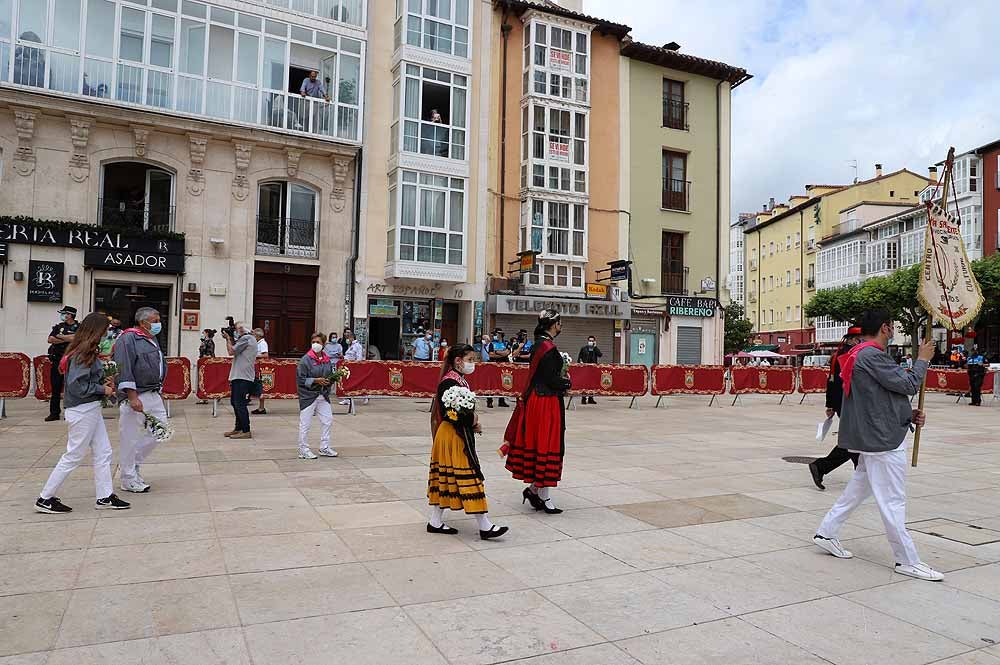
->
xmin=782 ymin=456 xmax=816 ymax=465
xmin=908 ymin=518 xmax=1000 ymax=546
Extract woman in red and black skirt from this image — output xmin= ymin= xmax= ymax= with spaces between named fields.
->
xmin=503 ymin=309 xmax=570 ymax=514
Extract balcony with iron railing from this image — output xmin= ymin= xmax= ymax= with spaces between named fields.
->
xmin=256 ymin=216 xmax=318 ymax=259
xmin=661 ymin=266 xmax=689 ymax=295
xmin=806 ymin=277 xmax=815 ymax=289
xmin=661 ymin=179 xmax=691 ymax=212
xmin=662 ymin=99 xmax=689 ymax=131
xmin=98 ymin=199 xmax=175 ymax=234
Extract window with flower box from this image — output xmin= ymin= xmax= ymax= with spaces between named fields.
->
xmin=394 ymin=0 xmax=470 ymax=58
xmin=386 ymin=170 xmax=466 ymax=266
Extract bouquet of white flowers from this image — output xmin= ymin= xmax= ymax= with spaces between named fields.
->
xmin=327 ymin=365 xmax=351 ymax=384
xmin=441 ymin=385 xmax=477 ymax=422
xmin=560 ymin=352 xmax=572 ymax=378
xmin=100 ymin=360 xmax=119 ymax=407
xmin=144 ymin=413 xmax=174 ymax=443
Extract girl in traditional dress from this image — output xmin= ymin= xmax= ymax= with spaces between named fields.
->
xmin=427 ymin=344 xmax=508 ymax=540
xmin=503 ymin=309 xmax=570 ymax=514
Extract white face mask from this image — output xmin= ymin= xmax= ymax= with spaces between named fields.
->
xmin=461 ymin=362 xmax=476 ymax=375
xmin=311 ymin=342 xmax=323 ymax=353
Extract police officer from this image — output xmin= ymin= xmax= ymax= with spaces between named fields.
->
xmin=45 ymin=306 xmax=80 ymax=422
xmin=967 ymin=347 xmax=986 ymax=406
xmin=487 ymin=328 xmax=510 ymax=408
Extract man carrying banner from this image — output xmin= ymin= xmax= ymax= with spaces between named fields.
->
xmin=812 ymin=309 xmax=942 ymax=581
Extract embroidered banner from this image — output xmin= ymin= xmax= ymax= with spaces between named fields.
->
xmin=195 ymin=357 xmax=301 ymax=399
xmin=650 ymin=365 xmax=726 ymax=396
xmin=33 ymin=355 xmax=52 ymax=400
xmin=798 ymin=367 xmax=829 ymax=394
xmin=729 ymin=366 xmax=796 ymax=395
xmin=566 ymin=364 xmax=649 ymax=397
xmin=917 ymin=202 xmax=984 ymax=330
xmin=162 ymin=357 xmax=192 ymax=400
xmin=924 ymin=368 xmax=995 ymax=394
xmin=0 ymin=353 xmax=31 ymax=398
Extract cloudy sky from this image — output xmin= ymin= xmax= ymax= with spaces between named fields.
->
xmin=585 ymin=0 xmax=1000 ymax=217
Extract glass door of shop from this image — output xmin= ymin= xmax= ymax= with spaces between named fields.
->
xmin=94 ymin=282 xmax=172 ymax=350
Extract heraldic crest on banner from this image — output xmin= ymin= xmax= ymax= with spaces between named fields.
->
xmin=259 ymin=366 xmax=275 ymax=392
xmin=937 ymin=372 xmax=949 ymax=389
xmin=684 ymin=369 xmax=695 ymax=389
xmin=917 ymin=201 xmax=984 ymax=331
xmin=758 ymin=371 xmax=768 ymax=389
xmin=388 ymin=366 xmax=404 ymax=390
xmin=600 ymin=370 xmax=614 ymax=390
xmin=500 ymin=369 xmax=514 ymax=391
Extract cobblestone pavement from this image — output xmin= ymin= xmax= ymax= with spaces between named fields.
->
xmin=0 ymin=393 xmax=998 ymax=664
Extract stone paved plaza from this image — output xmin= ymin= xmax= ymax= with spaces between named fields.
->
xmin=0 ymin=393 xmax=998 ymax=664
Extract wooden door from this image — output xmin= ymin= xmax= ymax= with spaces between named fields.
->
xmin=253 ymin=262 xmax=317 ymax=357
xmin=440 ymin=303 xmax=459 ymax=346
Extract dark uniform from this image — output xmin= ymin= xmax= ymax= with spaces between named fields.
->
xmin=809 ymin=337 xmax=860 ymax=490
xmin=46 ymin=308 xmax=80 ymax=420
xmin=967 ymin=353 xmax=986 ymax=406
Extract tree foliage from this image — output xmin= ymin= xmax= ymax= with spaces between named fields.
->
xmin=723 ymin=302 xmax=754 ymax=354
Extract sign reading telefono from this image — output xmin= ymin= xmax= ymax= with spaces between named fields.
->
xmin=667 ymin=296 xmax=718 ymax=318
xmin=489 ymin=295 xmax=631 ymax=320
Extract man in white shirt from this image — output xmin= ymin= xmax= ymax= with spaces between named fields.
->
xmin=252 ymin=328 xmax=269 ymax=415
xmin=340 ymin=328 xmax=367 ymax=405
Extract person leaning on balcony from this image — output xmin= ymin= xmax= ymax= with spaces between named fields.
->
xmin=299 ymin=70 xmax=330 ymax=101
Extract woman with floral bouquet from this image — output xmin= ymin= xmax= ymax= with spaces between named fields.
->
xmin=295 ymin=333 xmax=347 ymax=460
xmin=35 ymin=313 xmax=131 ymax=513
xmin=427 ymin=344 xmax=508 ymax=540
xmin=502 ymin=309 xmax=570 ymax=514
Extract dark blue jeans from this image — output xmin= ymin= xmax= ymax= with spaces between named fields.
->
xmin=230 ymin=379 xmax=252 ymax=433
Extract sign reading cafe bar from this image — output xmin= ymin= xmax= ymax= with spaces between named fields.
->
xmin=0 ymin=219 xmax=185 ymax=275
xmin=667 ymin=296 xmax=717 ymax=318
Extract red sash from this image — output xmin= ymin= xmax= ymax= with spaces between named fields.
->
xmin=840 ymin=340 xmax=884 ymax=397
xmin=502 ymin=338 xmax=556 ymax=449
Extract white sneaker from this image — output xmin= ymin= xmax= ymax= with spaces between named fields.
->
xmin=895 ymin=562 xmax=944 ymax=581
xmin=813 ymin=535 xmax=853 ymax=559
xmin=120 ymin=478 xmax=150 ymax=493
xmin=134 ymin=466 xmax=147 ymax=487
xmin=298 ymin=449 xmax=318 ymax=460
xmin=339 ymin=399 xmax=351 ymax=406
xmin=318 ymin=448 xmax=339 ymax=457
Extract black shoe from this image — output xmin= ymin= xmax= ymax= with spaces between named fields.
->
xmin=486 ymin=399 xmax=494 ymax=408
xmin=35 ymin=497 xmax=72 ymax=514
xmin=426 ymin=523 xmax=459 ymax=535
xmin=589 ymin=397 xmax=597 ymax=404
xmin=541 ymin=500 xmax=563 ymax=515
xmin=251 ymin=408 xmax=267 ymax=415
xmin=498 ymin=399 xmax=509 ymax=407
xmin=809 ymin=461 xmax=825 ymax=491
xmin=96 ymin=494 xmax=131 ymax=510
xmin=522 ymin=487 xmax=544 ymax=510
xmin=480 ymin=525 xmax=509 ymax=540
xmin=44 ymin=414 xmax=60 ymax=422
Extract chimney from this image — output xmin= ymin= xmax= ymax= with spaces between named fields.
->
xmin=768 ymin=197 xmax=775 ymax=210
xmin=929 ymin=165 xmax=938 ymax=181
xmin=875 ymin=163 xmax=883 ymax=178
xmin=762 ymin=203 xmax=768 ymax=212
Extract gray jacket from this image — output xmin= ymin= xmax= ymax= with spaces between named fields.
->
xmin=297 ymin=353 xmax=333 ymax=409
xmin=114 ymin=330 xmax=165 ymax=397
xmin=229 ymin=333 xmax=258 ymax=382
xmin=64 ymin=357 xmax=107 ymax=409
xmin=838 ymin=345 xmax=928 ymax=454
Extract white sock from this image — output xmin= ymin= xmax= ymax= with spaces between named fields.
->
xmin=536 ymin=486 xmax=551 ymax=501
xmin=475 ymin=513 xmax=494 ymax=531
xmin=429 ymin=506 xmax=445 ymax=528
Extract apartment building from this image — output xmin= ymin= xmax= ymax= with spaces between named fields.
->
xmin=0 ymin=0 xmax=366 ymax=357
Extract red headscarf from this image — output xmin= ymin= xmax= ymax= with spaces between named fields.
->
xmin=840 ymin=340 xmax=884 ymax=397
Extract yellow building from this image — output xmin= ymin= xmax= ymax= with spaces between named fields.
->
xmin=621 ymin=42 xmax=749 ymax=365
xmin=743 ymin=166 xmax=932 ymax=350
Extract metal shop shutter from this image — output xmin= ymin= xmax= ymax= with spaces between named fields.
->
xmin=676 ymin=326 xmax=703 ymax=365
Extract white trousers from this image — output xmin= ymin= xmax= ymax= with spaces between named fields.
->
xmin=298 ymin=398 xmax=333 ymax=453
xmin=41 ymin=401 xmax=113 ymax=500
xmin=119 ymin=391 xmax=167 ymax=482
xmin=817 ymin=447 xmax=920 ymax=566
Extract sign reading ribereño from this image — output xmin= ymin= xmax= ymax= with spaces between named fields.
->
xmin=667 ymin=296 xmax=717 ymax=318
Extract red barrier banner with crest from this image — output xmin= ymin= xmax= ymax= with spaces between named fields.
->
xmin=729 ymin=366 xmax=796 ymax=395
xmin=196 ymin=357 xmax=300 ymax=399
xmin=924 ymin=368 xmax=994 ymax=394
xmin=0 ymin=353 xmax=31 ymax=398
xmin=162 ymin=357 xmax=192 ymax=400
xmin=650 ymin=365 xmax=726 ymax=396
xmin=337 ymin=360 xmax=441 ymax=397
xmin=33 ymin=356 xmax=52 ymax=400
xmin=798 ymin=367 xmax=829 ymax=394
xmin=566 ymin=364 xmax=649 ymax=397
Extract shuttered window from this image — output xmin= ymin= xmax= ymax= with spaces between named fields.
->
xmin=676 ymin=326 xmax=702 ymax=364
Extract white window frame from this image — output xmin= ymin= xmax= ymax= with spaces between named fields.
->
xmin=395 ymin=62 xmax=468 ymax=161
xmin=255 ymin=180 xmax=320 ymax=259
xmin=520 ymin=101 xmax=587 ymax=193
xmin=523 ymin=19 xmax=589 ymax=105
xmin=518 ymin=197 xmax=587 ymax=262
xmin=395 ymin=0 xmax=470 ymax=58
xmin=525 ymin=260 xmax=584 ymax=290
xmin=386 ymin=169 xmax=466 ymax=267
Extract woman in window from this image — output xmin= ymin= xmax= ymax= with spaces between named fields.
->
xmin=501 ymin=309 xmax=570 ymax=514
xmin=427 ymin=344 xmax=508 ymax=540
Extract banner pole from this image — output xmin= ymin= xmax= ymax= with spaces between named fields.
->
xmin=912 ymin=147 xmax=954 ymax=467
